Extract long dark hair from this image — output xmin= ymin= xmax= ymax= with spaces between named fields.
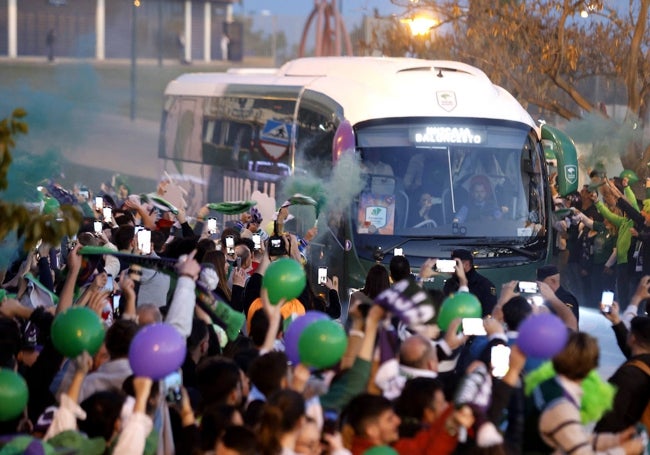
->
xmin=361 ymin=264 xmax=390 ymax=299
xmin=257 ymin=389 xmax=305 ymax=455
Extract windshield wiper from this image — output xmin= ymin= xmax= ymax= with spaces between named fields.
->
xmin=452 ymin=239 xmax=543 ymax=260
xmin=370 ymin=235 xmax=472 ymax=261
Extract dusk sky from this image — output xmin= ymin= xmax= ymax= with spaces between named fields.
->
xmin=236 ymin=0 xmax=403 ymax=21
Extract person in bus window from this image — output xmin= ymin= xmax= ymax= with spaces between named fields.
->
xmin=455 ymin=175 xmax=505 ymax=223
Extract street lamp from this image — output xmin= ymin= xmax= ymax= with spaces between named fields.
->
xmin=130 ymin=0 xmax=140 ymax=121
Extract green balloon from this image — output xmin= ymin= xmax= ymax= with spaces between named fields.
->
xmin=262 ymin=258 xmax=306 ymax=305
xmin=620 ymin=169 xmax=639 ymax=184
xmin=363 ymin=446 xmax=398 ymax=455
xmin=298 ymin=319 xmax=348 ymax=369
xmin=51 ymin=306 xmax=106 ymax=357
xmin=436 ymin=292 xmax=482 ymax=331
xmin=0 ymin=369 xmax=28 ymax=421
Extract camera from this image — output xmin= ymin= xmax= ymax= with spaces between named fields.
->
xmin=268 ymin=235 xmax=287 ymax=257
xmin=601 ymin=290 xmax=614 ymax=314
xmin=435 ymin=259 xmax=456 ymax=273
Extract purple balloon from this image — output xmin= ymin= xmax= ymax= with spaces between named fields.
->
xmin=128 ymin=323 xmax=187 ymax=380
xmin=517 ymin=313 xmax=569 ymax=359
xmin=284 ymin=311 xmax=329 ymax=365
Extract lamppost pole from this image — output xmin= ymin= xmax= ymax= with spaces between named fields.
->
xmin=130 ymin=0 xmax=137 ymax=121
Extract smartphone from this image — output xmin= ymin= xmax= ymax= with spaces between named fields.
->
xmin=93 ymin=220 xmax=103 ymax=234
xmin=435 ymin=259 xmax=456 ymax=273
xmin=518 ymin=281 xmax=539 ymax=294
xmin=95 ymin=197 xmax=104 ymax=211
xmin=112 ymin=294 xmax=121 ymax=312
xmin=103 ymin=274 xmax=114 ymax=293
xmin=236 ymin=256 xmax=242 ymax=269
xmin=318 ymin=267 xmax=328 ymax=285
xmin=79 ymin=188 xmax=89 ymax=199
xmin=163 ymin=370 xmax=183 ymax=403
xmin=322 ymin=410 xmax=339 ymax=435
xmin=102 ymin=207 xmax=112 ymax=223
xmin=491 ymin=345 xmax=511 ymax=378
xmin=137 ymin=229 xmax=152 ymax=255
xmin=394 ymin=248 xmax=403 ymax=257
xmin=225 ymin=235 xmax=235 ymax=255
xmin=601 ymin=290 xmax=614 ymax=313
xmin=461 ymin=318 xmax=487 ymax=336
xmin=207 ymin=217 xmax=217 ymax=234
xmin=252 ymin=233 xmax=261 ymax=251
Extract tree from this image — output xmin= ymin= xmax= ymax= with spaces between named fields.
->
xmin=0 ymin=109 xmax=80 ymax=256
xmin=364 ymin=0 xmax=650 ymax=178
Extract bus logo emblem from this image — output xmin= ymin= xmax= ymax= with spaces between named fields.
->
xmin=436 ymin=91 xmax=457 ymax=112
xmin=564 ymin=165 xmax=577 ymax=184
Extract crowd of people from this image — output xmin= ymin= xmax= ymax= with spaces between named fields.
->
xmin=0 ymin=172 xmax=649 ymax=455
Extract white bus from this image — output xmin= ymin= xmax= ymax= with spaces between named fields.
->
xmin=159 ymin=56 xmax=578 ymax=292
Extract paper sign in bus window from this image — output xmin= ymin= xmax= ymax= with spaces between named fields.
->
xmin=358 ymin=193 xmax=395 ymax=235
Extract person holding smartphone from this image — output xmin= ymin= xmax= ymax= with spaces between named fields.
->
xmin=442 ymin=249 xmax=497 ymax=317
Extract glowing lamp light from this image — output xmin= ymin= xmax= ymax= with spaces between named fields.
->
xmin=580 ymin=9 xmax=589 ymax=17
xmin=401 ymin=15 xmax=438 ymax=36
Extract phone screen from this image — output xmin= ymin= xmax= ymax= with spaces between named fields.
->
xmin=225 ymin=236 xmax=235 ymax=254
xmin=94 ymin=221 xmax=103 ymax=234
xmin=163 ymin=370 xmax=183 ymax=403
xmin=112 ymin=294 xmax=120 ymax=310
xmin=436 ymin=259 xmax=456 ymax=273
xmin=461 ymin=318 xmax=487 ymax=336
xmin=252 ymin=234 xmax=261 ymax=250
xmin=518 ymin=281 xmax=539 ymax=294
xmin=491 ymin=345 xmax=511 ymax=378
xmin=393 ymin=248 xmax=403 ymax=257
xmin=601 ymin=290 xmax=614 ymax=313
xmin=207 ymin=218 xmax=217 ymax=234
xmin=318 ymin=267 xmax=328 ymax=285
xmin=95 ymin=197 xmax=104 ymax=211
xmin=103 ymin=275 xmax=114 ymax=293
xmin=137 ymin=229 xmax=152 ymax=255
xmin=102 ymin=207 xmax=112 ymax=223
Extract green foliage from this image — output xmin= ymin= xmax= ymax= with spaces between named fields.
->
xmin=0 ymin=109 xmax=81 ymax=253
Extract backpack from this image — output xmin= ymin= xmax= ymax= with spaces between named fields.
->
xmin=522 ymin=377 xmax=565 ymax=454
xmin=627 ymin=359 xmax=650 ymax=434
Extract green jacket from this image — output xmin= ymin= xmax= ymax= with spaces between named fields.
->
xmin=320 ymin=357 xmax=372 ymax=413
xmin=595 ymin=193 xmax=635 ymax=265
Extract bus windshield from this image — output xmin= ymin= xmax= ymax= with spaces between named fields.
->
xmin=353 ymin=118 xmax=547 ymax=259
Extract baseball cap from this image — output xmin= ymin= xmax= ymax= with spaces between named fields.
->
xmin=537 ymin=265 xmax=560 ymax=281
xmin=451 ymin=249 xmax=473 ymax=262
